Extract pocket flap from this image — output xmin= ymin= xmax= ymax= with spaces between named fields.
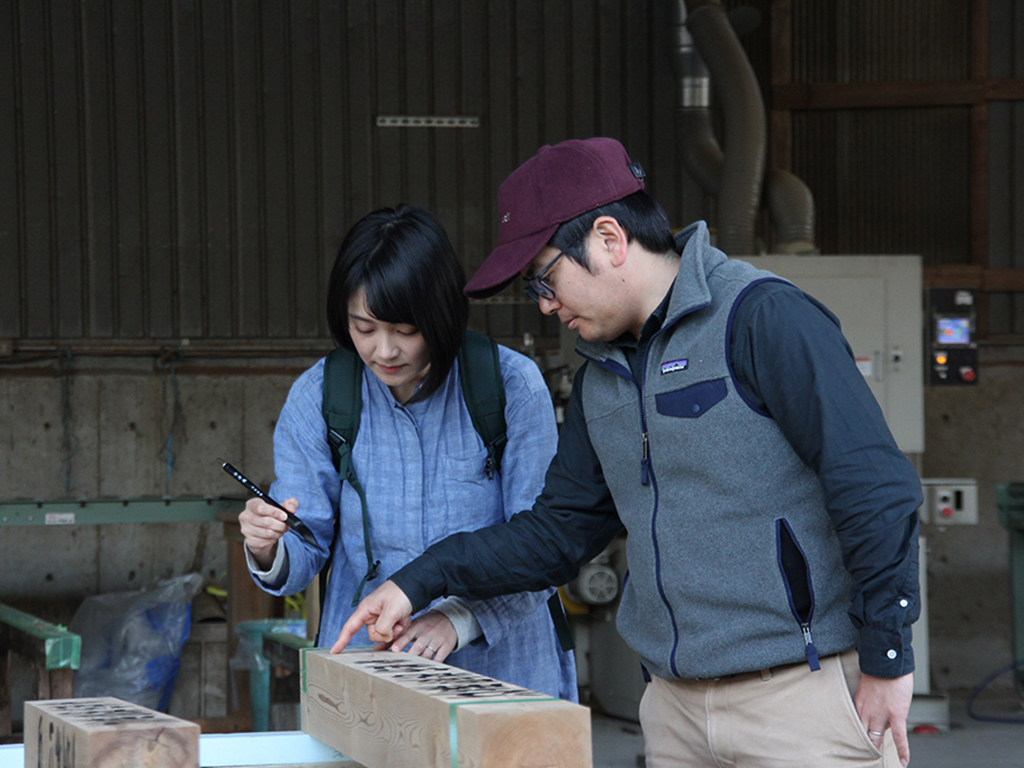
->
xmin=655 ymin=378 xmax=727 ymax=418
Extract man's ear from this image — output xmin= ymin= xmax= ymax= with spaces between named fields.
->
xmin=591 ymin=216 xmax=629 ymax=267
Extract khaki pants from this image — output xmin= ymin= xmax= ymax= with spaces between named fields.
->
xmin=639 ymin=649 xmax=901 ymax=768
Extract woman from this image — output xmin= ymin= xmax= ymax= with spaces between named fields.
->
xmin=239 ymin=204 xmax=576 ymax=700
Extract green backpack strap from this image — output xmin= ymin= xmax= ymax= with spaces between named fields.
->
xmin=320 ymin=333 xmax=574 ymax=653
xmin=322 ymin=347 xmax=380 ymax=610
xmin=457 ymin=331 xmax=574 ymax=652
xmin=457 ymin=330 xmax=508 ymax=479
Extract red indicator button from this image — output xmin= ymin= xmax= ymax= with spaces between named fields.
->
xmin=959 ymin=367 xmax=976 ymax=382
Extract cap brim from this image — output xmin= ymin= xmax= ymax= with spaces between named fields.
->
xmin=464 ymin=222 xmax=560 ymax=299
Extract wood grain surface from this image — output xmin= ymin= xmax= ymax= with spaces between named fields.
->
xmin=24 ymin=697 xmax=199 ymax=768
xmin=301 ymin=650 xmax=591 ymax=768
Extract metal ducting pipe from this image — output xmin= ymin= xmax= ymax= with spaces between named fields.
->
xmin=670 ymin=0 xmax=816 ymax=255
xmin=680 ymin=0 xmax=765 ymax=256
xmin=669 ymin=3 xmax=723 ymax=195
xmin=765 ymin=169 xmax=817 ymax=254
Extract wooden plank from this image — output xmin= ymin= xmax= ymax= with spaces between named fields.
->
xmin=301 ymin=649 xmax=591 ymax=768
xmin=923 ymin=265 xmax=1024 ymax=292
xmin=771 ymin=78 xmax=1024 ymax=110
xmin=24 ymin=697 xmax=199 ymax=768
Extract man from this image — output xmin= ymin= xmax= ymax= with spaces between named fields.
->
xmin=333 ymin=137 xmax=922 ymax=768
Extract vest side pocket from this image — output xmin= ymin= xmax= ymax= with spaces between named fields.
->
xmin=776 ymin=518 xmax=821 ymax=670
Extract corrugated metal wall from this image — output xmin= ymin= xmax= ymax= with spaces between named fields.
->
xmin=788 ymin=0 xmax=973 ymax=263
xmin=4 ymin=0 xmax=1021 ymax=343
xmin=988 ymin=0 xmax=1024 ymax=333
xmin=0 ymin=0 xmax=705 ymax=347
xmin=787 ymin=0 xmax=1024 ymax=333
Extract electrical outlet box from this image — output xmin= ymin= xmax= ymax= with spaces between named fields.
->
xmin=919 ymin=478 xmax=978 ymax=525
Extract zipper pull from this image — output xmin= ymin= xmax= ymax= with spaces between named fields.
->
xmin=801 ymin=623 xmax=821 ymax=671
xmin=640 ymin=432 xmax=651 ymax=486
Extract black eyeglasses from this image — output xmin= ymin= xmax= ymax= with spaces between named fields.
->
xmin=524 ymin=252 xmax=565 ymax=303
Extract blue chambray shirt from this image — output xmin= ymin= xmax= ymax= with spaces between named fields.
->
xmin=253 ymin=344 xmax=577 ymax=700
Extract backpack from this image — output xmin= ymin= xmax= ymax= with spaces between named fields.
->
xmin=319 ymin=330 xmax=573 ymax=651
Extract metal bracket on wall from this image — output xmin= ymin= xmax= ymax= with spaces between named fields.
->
xmin=0 ymin=496 xmax=243 ymax=526
xmin=375 ymin=115 xmax=479 ymax=128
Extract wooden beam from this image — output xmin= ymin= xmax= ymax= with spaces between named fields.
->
xmin=771 ymin=78 xmax=1024 ymax=111
xmin=24 ymin=698 xmax=200 ymax=768
xmin=0 ymin=604 xmax=80 ymax=736
xmin=301 ymin=649 xmax=592 ymax=768
xmin=922 ymin=266 xmax=1024 ymax=292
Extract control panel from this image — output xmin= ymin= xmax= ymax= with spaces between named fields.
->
xmin=919 ymin=478 xmax=978 ymax=525
xmin=927 ymin=288 xmax=978 ymax=385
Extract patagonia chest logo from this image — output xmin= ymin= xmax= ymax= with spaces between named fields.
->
xmin=661 ymin=358 xmax=689 ymax=374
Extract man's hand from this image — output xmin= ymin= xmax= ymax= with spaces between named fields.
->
xmin=331 ymin=580 xmax=414 ymax=654
xmin=854 ymin=672 xmax=914 ymax=767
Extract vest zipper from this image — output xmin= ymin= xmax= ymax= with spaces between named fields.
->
xmin=641 ymin=431 xmax=651 ymax=485
xmin=801 ymin=622 xmax=821 ymax=671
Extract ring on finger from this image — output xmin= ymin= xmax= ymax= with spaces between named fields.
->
xmin=867 ymin=730 xmax=884 ymax=738
xmin=426 ymin=645 xmax=437 ymax=653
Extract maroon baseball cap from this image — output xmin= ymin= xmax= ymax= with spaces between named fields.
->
xmin=464 ymin=137 xmax=646 ymax=298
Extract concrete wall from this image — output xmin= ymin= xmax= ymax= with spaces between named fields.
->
xmin=921 ymin=351 xmax=1024 ymax=692
xmin=4 ymin=347 xmax=1024 ymax=693
xmin=0 ymin=356 xmax=315 ymax=615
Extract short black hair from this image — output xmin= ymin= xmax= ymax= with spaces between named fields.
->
xmin=326 ymin=204 xmax=469 ymax=402
xmin=548 ymin=190 xmax=676 ymax=270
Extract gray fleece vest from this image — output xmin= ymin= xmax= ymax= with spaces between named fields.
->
xmin=577 ymin=222 xmax=858 ymax=680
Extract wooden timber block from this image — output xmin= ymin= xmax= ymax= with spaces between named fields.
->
xmin=24 ymin=697 xmax=200 ymax=768
xmin=301 ymin=649 xmax=592 ymax=768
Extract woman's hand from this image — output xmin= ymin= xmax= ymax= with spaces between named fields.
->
xmin=375 ymin=609 xmax=457 ymax=662
xmin=239 ymin=496 xmax=298 ymax=570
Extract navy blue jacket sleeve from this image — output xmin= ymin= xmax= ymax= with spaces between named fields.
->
xmin=730 ymin=280 xmax=922 ymax=678
xmin=391 ymin=365 xmax=625 ymax=613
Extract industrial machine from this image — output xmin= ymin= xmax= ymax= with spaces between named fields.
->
xmin=927 ymin=288 xmax=979 ymax=386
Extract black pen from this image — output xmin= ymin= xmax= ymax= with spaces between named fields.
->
xmin=219 ymin=459 xmax=319 ymax=548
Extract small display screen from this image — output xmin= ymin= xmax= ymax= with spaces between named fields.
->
xmin=937 ymin=317 xmax=971 ymax=345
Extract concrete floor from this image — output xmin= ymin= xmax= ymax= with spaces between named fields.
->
xmin=590 ymin=690 xmax=1024 ymax=768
